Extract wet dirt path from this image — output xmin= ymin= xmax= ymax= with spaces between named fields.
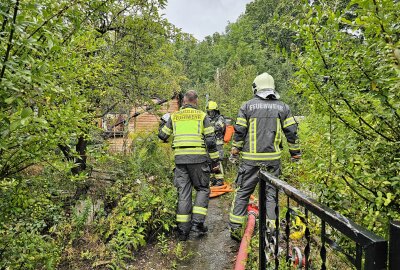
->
xmin=178 ymin=196 xmax=239 ymax=270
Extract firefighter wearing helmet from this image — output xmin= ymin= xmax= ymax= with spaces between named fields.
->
xmin=158 ymin=90 xmax=219 ymax=241
xmin=206 ymin=101 xmax=226 ymax=186
xmin=228 ymin=72 xmax=301 ymax=241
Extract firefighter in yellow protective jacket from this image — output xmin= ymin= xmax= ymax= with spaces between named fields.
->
xmin=228 ymin=73 xmax=301 ymax=240
xmin=158 ymin=90 xmax=220 ymax=241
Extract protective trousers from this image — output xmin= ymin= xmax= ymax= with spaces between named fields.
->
xmin=229 ymin=162 xmax=281 ymax=229
xmin=174 ymin=162 xmax=211 ymax=233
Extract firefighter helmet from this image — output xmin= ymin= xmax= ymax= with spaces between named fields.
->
xmin=206 ymin=101 xmax=218 ymax=111
xmin=252 ymin=72 xmax=280 ymax=99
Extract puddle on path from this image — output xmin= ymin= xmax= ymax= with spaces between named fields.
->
xmin=178 ymin=196 xmax=239 ymax=270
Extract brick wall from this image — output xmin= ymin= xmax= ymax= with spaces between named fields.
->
xmin=132 ymin=98 xmax=179 ymax=132
xmin=108 ymin=97 xmax=180 ymax=152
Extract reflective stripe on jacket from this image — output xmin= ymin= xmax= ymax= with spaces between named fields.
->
xmin=158 ymin=105 xmax=219 ymax=164
xmin=232 ymin=96 xmax=300 ymax=164
xmin=171 ymin=109 xmax=207 ymax=148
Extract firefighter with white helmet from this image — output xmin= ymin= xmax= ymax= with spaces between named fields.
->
xmin=228 ymin=72 xmax=301 ymax=240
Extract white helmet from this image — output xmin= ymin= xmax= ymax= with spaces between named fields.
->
xmin=252 ymin=72 xmax=280 ymax=99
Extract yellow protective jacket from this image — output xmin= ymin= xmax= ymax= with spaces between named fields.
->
xmin=158 ymin=105 xmax=219 ymax=164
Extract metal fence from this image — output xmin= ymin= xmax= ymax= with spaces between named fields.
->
xmin=258 ymin=170 xmax=398 ymax=270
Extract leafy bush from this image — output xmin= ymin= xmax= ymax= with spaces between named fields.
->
xmin=0 ymin=178 xmax=64 ymax=269
xmin=95 ymin=133 xmax=176 ymax=269
xmin=290 ymin=0 xmax=400 ymax=236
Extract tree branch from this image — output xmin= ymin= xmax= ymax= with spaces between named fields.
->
xmin=310 ymin=27 xmax=396 ymax=142
xmin=341 ymin=175 xmax=373 ymax=203
xmin=27 ymin=3 xmax=72 ymax=41
xmin=351 ymin=57 xmax=400 ymax=125
xmin=341 ymin=95 xmax=395 ymax=142
xmin=302 ymin=66 xmax=371 ymax=140
xmin=0 ymin=5 xmax=11 ymax=39
xmin=108 ymin=98 xmax=168 ymax=130
xmin=95 ymin=101 xmax=120 ymax=118
xmin=311 ymin=28 xmax=329 ymax=69
xmin=61 ymin=0 xmax=111 ymax=45
xmin=95 ymin=4 xmax=130 ymax=34
xmin=344 ymin=170 xmax=377 ymax=197
xmin=372 ymin=0 xmax=389 ymax=43
xmin=12 ymin=1 xmax=76 ymax=56
xmin=0 ymin=0 xmax=19 ymax=82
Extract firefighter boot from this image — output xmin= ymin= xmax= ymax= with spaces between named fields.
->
xmin=191 ymin=222 xmax=208 ymax=235
xmin=177 ymin=228 xmax=189 ymax=241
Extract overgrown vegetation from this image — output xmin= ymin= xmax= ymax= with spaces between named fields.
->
xmin=292 ymin=0 xmax=399 ymax=236
xmin=1 ymin=132 xmax=177 ymax=269
xmin=177 ymin=0 xmax=399 ymax=234
xmin=1 ymin=0 xmax=398 ymax=268
xmin=175 ymin=0 xmax=399 ymax=267
xmin=0 ymin=0 xmax=182 ymax=267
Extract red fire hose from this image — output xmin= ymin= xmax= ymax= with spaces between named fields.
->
xmin=234 ymin=204 xmax=259 ymax=270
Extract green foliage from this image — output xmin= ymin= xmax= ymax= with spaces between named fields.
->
xmin=1 ymin=230 xmax=61 ymax=270
xmin=199 ymin=63 xmax=257 ymax=118
xmin=103 ymin=184 xmax=175 ymax=268
xmin=170 ymin=242 xmax=194 ymax=269
xmin=156 ymin=232 xmax=170 ymax=255
xmin=0 ymin=0 xmax=184 ymax=268
xmin=0 ymin=0 xmax=185 ymax=179
xmin=1 ymin=0 xmax=398 ymax=268
xmin=0 ymin=177 xmax=64 ymax=269
xmin=95 ymin=133 xmax=176 ymax=269
xmin=289 ymin=0 xmax=400 ymax=235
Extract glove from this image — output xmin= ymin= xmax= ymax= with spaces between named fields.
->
xmin=291 ymin=155 xmax=301 ymax=162
xmin=211 ymin=161 xmax=221 ymax=173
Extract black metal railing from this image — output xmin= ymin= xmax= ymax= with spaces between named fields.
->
xmin=258 ymin=170 xmax=398 ymax=270
xmin=389 ymin=220 xmax=400 ymax=270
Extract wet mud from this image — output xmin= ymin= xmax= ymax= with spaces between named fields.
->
xmin=177 ymin=196 xmax=239 ymax=270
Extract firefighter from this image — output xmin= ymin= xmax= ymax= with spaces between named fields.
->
xmin=158 ymin=90 xmax=220 ymax=241
xmin=206 ymin=101 xmax=226 ymax=186
xmin=228 ymin=72 xmax=301 ymax=240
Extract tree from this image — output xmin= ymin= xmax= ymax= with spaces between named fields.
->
xmin=291 ymin=0 xmax=400 ymax=234
xmin=0 ymin=0 xmax=186 ymax=267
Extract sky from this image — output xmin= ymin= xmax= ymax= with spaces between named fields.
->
xmin=163 ymin=0 xmax=253 ymax=40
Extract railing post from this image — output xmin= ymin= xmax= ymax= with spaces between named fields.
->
xmin=389 ymin=220 xmax=400 ymax=270
xmin=304 ymin=209 xmax=310 ymax=270
xmin=274 ymin=188 xmax=280 ymax=270
xmin=355 ymin=244 xmax=362 ymax=270
xmin=364 ymin=240 xmax=387 ymax=270
xmin=259 ymin=177 xmax=266 ymax=270
xmin=285 ymin=198 xmax=290 ymax=263
xmin=320 ymin=221 xmax=327 ymax=270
